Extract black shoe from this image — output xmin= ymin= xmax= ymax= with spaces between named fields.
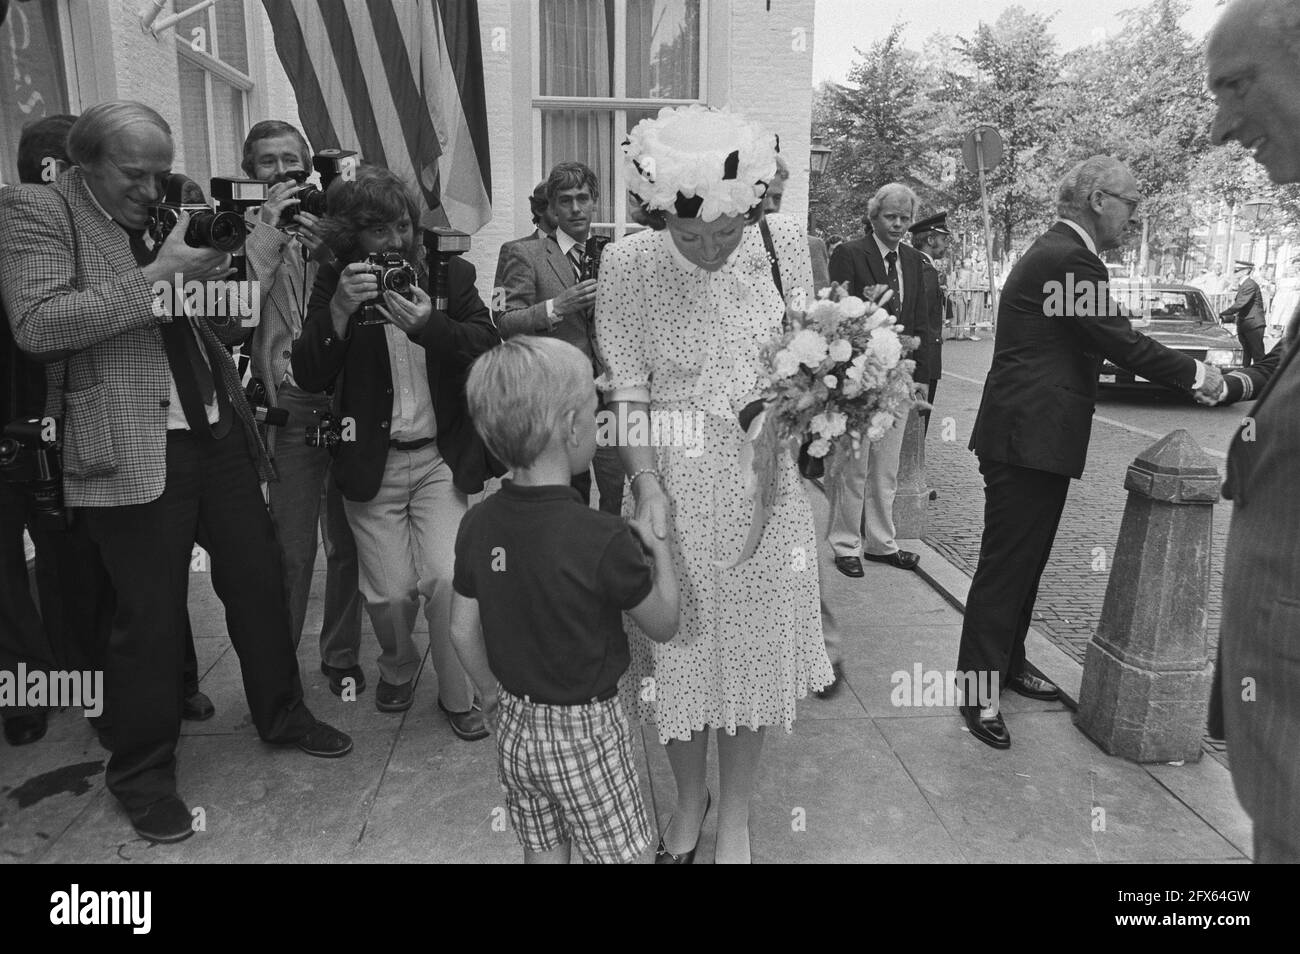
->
xmin=321 ymin=662 xmax=366 ymax=696
xmin=129 ymin=795 xmax=195 ymax=844
xmin=376 ymin=679 xmax=415 ymax=712
xmin=834 ymin=556 xmax=864 ymax=578
xmin=960 ymin=705 xmax=1010 ymax=749
xmin=863 ymin=549 xmax=921 ymax=571
xmin=655 ymin=791 xmax=712 ymax=864
xmin=2 ymin=712 xmax=48 ymax=746
xmin=1008 ymin=670 xmax=1060 ymax=701
xmin=438 ymin=700 xmax=489 ymax=741
xmin=294 ymin=721 xmax=353 ymax=758
xmin=814 ymin=662 xmax=845 ymax=700
xmin=182 ymin=691 xmax=215 ymax=721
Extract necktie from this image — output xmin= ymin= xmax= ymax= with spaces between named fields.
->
xmin=885 ymin=250 xmax=900 ymax=316
xmin=127 ymin=228 xmax=223 ymax=434
xmin=567 ymin=245 xmax=585 ymax=281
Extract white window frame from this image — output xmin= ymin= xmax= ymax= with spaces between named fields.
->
xmin=531 ymin=0 xmax=709 ymax=238
xmin=174 ymin=0 xmax=254 ymax=183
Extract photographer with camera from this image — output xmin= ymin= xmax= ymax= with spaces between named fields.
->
xmin=292 ymin=165 xmax=499 ymax=736
xmin=237 ymin=120 xmax=362 ymax=693
xmin=495 ymin=162 xmax=623 ymax=515
xmin=0 ymin=101 xmax=352 ymax=844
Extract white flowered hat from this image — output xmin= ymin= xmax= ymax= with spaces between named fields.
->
xmin=623 ymin=104 xmax=778 ymax=222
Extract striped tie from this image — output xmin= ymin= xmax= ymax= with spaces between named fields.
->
xmin=568 ymin=245 xmax=585 ymax=281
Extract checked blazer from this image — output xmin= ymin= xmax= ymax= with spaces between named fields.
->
xmin=0 ymin=168 xmax=273 ymax=508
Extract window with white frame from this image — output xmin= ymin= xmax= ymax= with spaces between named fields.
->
xmin=533 ymin=0 xmax=706 ymax=237
xmin=175 ymin=0 xmax=252 ymax=190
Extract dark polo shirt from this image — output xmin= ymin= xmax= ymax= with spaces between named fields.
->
xmin=452 ymin=479 xmax=652 ymax=705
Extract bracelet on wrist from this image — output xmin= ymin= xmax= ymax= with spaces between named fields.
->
xmin=629 ymin=467 xmax=662 ymax=491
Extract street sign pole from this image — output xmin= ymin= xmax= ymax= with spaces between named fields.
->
xmin=975 ymin=129 xmax=998 ymax=331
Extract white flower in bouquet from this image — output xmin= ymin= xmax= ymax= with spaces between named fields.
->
xmin=828 ymin=338 xmax=853 ymax=362
xmin=864 ymin=309 xmax=895 ymax=332
xmin=788 ymin=328 xmax=829 ymax=368
xmin=866 ymin=409 xmax=896 ymax=442
xmin=773 ymin=348 xmax=801 ymax=379
xmin=868 ymin=326 xmax=903 ymax=369
xmin=845 ymin=352 xmax=869 ymax=383
xmin=842 ymin=379 xmax=864 ymax=399
xmin=810 ymin=410 xmax=847 ymax=438
xmin=807 ymin=437 xmax=832 ymax=458
xmin=838 ymin=296 xmax=869 ymax=319
xmin=823 ymin=374 xmax=838 ymax=390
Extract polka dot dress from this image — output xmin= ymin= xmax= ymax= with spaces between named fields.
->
xmin=595 ymin=213 xmax=834 ymax=745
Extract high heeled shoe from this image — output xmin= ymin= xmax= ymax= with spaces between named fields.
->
xmin=654 ymin=791 xmax=712 ymax=864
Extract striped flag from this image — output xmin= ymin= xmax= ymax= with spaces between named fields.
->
xmin=262 ymin=0 xmax=493 ymax=233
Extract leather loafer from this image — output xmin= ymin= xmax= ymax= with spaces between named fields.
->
xmin=960 ymin=705 xmax=1010 ymax=749
xmin=182 ymin=691 xmax=215 ymax=721
xmin=129 ymin=794 xmax=195 ymax=844
xmin=834 ymin=556 xmax=864 ymax=578
xmin=814 ymin=662 xmax=845 ymax=700
xmin=295 ymin=721 xmax=353 ymax=758
xmin=3 ymin=712 xmax=48 ymax=746
xmin=375 ymin=679 xmax=414 ymax=712
xmin=439 ymin=700 xmax=489 ymax=741
xmin=1008 ymin=670 xmax=1060 ymax=701
xmin=863 ymin=549 xmax=921 ymax=571
xmin=321 ymin=662 xmax=366 ymax=696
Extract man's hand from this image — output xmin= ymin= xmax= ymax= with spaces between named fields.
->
xmin=376 ymin=285 xmax=432 ymax=335
xmin=912 ymin=382 xmax=929 ymax=403
xmin=142 ymin=211 xmax=233 ymax=288
xmin=258 ymin=179 xmax=303 ymax=228
xmin=551 ymin=279 xmax=597 ymax=319
xmin=1194 ymin=363 xmax=1225 ymax=405
xmin=289 ymin=210 xmax=325 ymax=255
xmin=328 ymin=260 xmax=378 ymax=336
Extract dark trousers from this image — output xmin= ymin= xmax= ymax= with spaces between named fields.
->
xmin=0 ymin=479 xmax=55 ymax=721
xmin=1238 ymin=323 xmax=1266 ymax=367
xmin=570 ymin=444 xmax=626 ymax=515
xmin=956 ymin=458 xmax=1071 ymax=696
xmin=82 ymin=426 xmax=315 ymax=811
xmin=920 ymin=379 xmax=938 ymax=435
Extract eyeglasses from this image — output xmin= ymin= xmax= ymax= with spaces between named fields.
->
xmin=104 ymin=156 xmax=171 ymax=191
xmin=1099 ymin=189 xmax=1141 ymax=215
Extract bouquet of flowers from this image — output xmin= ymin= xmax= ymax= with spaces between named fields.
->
xmin=729 ymin=283 xmax=922 ymax=565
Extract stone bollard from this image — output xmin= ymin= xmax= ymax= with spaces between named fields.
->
xmin=1075 ymin=430 xmax=1220 ymax=763
xmin=892 ymin=407 xmax=929 ymax=539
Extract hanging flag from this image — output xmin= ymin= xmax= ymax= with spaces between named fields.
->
xmin=262 ymin=0 xmax=493 ymax=233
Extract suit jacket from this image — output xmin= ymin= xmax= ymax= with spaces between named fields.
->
xmin=1222 ymin=338 xmax=1284 ymax=403
xmin=916 ymin=252 xmax=945 ymax=381
xmin=808 ymin=235 xmax=831 ymax=293
xmin=968 ymin=222 xmax=1197 ymax=479
xmin=0 ymin=169 xmax=273 ymax=508
xmin=495 ymin=232 xmax=596 ymax=364
xmin=1221 ymin=277 xmax=1266 ymax=329
xmin=293 ymin=254 xmax=502 ymax=501
xmin=828 ymin=232 xmax=930 ymax=382
xmin=1219 ymin=302 xmax=1300 ymax=852
xmin=491 ymin=230 xmax=543 ymax=314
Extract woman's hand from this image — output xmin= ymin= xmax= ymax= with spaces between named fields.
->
xmin=633 ymin=477 xmax=671 ymax=541
xmin=377 ymin=285 xmax=432 ymax=335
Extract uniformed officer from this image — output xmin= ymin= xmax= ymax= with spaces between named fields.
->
xmin=1220 ymin=259 xmax=1267 ymax=366
xmin=908 ymin=212 xmax=951 ymax=432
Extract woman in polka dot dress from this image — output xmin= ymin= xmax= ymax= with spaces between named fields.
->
xmin=596 ymin=106 xmax=833 ymax=864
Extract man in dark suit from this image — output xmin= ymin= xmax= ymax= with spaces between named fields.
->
xmin=825 ymin=183 xmax=930 ymax=577
xmin=956 ymin=155 xmax=1223 ymax=750
xmin=909 ymin=212 xmax=951 ymax=434
xmin=1220 ymin=260 xmax=1268 ymax=366
xmin=0 ymin=102 xmax=351 ymax=843
xmin=1207 ymin=0 xmax=1300 ymax=862
xmin=496 ymin=162 xmax=624 ymax=515
xmin=293 ymin=164 xmax=501 ymax=738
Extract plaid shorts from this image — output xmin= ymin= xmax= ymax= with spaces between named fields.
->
xmin=495 ymin=685 xmax=651 ymax=864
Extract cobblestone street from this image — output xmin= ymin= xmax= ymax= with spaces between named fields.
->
xmin=922 ymin=337 xmax=1247 ymax=663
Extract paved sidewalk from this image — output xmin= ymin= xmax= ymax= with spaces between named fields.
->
xmin=0 ymin=489 xmax=1250 ymax=863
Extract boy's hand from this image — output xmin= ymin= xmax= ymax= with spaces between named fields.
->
xmin=480 ymin=692 xmax=500 ymax=736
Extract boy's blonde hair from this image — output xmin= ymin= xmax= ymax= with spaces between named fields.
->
xmin=466 ymin=337 xmax=595 ymax=470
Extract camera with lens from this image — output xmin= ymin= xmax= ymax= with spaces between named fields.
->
xmin=581 ymin=235 xmax=611 ymax=281
xmin=245 ymin=378 xmax=288 ymax=428
xmin=0 ymin=418 xmax=65 ymax=531
xmin=148 ymin=174 xmax=248 ymax=253
xmin=305 ymin=411 xmax=345 ymax=453
xmin=355 ymin=251 xmax=417 ymax=326
xmin=210 ymin=176 xmax=269 ymax=283
xmin=279 ymin=148 xmax=360 ymax=226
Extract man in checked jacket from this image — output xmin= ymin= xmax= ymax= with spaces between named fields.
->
xmin=0 ymin=101 xmax=352 ymax=846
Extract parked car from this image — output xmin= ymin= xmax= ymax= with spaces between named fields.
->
xmin=1098 ymin=282 xmax=1243 ymax=390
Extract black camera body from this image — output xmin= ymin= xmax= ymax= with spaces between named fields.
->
xmin=280 ymin=148 xmax=360 ymax=226
xmin=148 ymin=174 xmax=247 ymax=253
xmin=422 ymin=223 xmax=472 ymax=311
xmin=581 ymin=235 xmax=611 ymax=281
xmin=355 ymin=252 xmax=417 ymax=326
xmin=0 ymin=418 xmax=65 ymax=531
xmin=210 ymin=177 xmax=269 ymax=283
xmin=245 ymin=378 xmax=288 ymax=428
xmin=305 ymin=411 xmax=344 ymax=453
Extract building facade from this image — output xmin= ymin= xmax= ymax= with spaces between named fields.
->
xmin=2 ymin=0 xmax=816 ymax=300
